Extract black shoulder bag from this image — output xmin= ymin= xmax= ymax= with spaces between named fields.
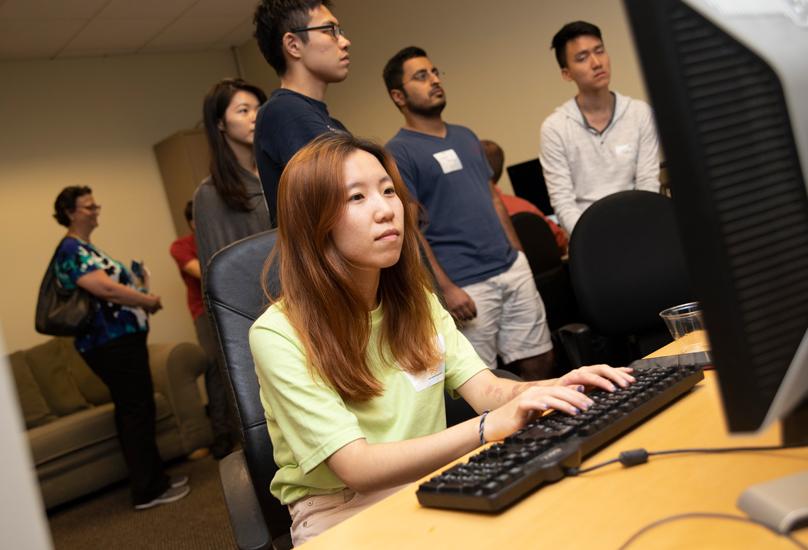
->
xmin=35 ymin=243 xmax=95 ymax=336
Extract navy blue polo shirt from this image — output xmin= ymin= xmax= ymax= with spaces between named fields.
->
xmin=386 ymin=124 xmax=516 ymax=287
xmin=254 ymin=88 xmax=348 ymax=226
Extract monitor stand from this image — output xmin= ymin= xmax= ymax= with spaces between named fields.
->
xmin=737 ymin=398 xmax=808 ymax=533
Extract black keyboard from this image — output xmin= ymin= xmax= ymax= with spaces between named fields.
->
xmin=417 ymin=353 xmax=707 ymax=512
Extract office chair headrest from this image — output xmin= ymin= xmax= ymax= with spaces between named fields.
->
xmin=205 ymin=229 xmax=280 ymax=322
xmin=569 ymin=190 xmax=694 ymax=336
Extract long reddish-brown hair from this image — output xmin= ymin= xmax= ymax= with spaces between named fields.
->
xmin=263 ymin=133 xmax=441 ymax=402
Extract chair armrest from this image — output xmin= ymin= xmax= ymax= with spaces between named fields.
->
xmin=148 ymin=342 xmax=213 ymax=453
xmin=220 ymin=450 xmax=273 ymax=550
xmin=558 ymin=323 xmax=594 ymax=369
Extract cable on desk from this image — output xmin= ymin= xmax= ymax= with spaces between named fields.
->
xmin=565 ymin=443 xmax=808 ymax=476
xmin=616 ymin=512 xmax=808 ymax=550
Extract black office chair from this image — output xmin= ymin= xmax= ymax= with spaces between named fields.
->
xmin=559 ymin=190 xmax=695 ymax=368
xmin=204 ymin=229 xmax=290 ymax=550
xmin=510 ymin=212 xmax=579 ymax=331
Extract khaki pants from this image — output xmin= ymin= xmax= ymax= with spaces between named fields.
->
xmin=288 ymin=485 xmax=405 ymax=546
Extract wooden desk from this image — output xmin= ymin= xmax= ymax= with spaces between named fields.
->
xmin=303 ymin=337 xmax=808 ymax=549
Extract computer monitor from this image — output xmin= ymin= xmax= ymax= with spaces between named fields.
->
xmin=624 ymin=0 xmax=808 ymax=530
xmin=506 ymin=159 xmax=554 ymax=215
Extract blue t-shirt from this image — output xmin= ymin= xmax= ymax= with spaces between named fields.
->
xmin=254 ymin=88 xmax=348 ymax=226
xmin=54 ymin=237 xmax=148 ymax=353
xmin=386 ymin=124 xmax=517 ymax=287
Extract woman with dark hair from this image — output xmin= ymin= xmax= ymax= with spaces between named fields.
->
xmin=51 ymin=186 xmax=189 ymax=510
xmin=193 ymin=78 xmax=269 ymax=458
xmin=194 ymin=78 xmax=270 ymax=273
xmin=249 ymin=134 xmax=635 ymax=545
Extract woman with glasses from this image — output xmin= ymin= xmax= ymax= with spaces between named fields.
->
xmin=250 ymin=134 xmax=634 ymax=545
xmin=51 ymin=186 xmax=189 ymax=510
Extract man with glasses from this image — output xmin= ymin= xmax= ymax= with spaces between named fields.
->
xmin=383 ymin=46 xmax=554 ymax=380
xmin=253 ymin=0 xmax=351 ymax=226
xmin=540 ymin=21 xmax=660 ymax=234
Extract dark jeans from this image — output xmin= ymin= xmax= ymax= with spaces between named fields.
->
xmin=194 ymin=314 xmax=239 ymax=441
xmin=81 ymin=332 xmax=169 ymax=505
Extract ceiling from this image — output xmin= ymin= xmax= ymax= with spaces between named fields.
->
xmin=0 ymin=0 xmax=260 ymax=60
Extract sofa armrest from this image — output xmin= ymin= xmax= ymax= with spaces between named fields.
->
xmin=148 ymin=342 xmax=213 ymax=454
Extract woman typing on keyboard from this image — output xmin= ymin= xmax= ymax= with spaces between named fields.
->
xmin=249 ymin=133 xmax=635 ymax=546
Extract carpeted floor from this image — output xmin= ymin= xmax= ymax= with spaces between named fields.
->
xmin=48 ymin=456 xmax=237 ymax=550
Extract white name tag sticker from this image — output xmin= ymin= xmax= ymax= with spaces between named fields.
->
xmin=433 ymin=149 xmax=463 ymax=174
xmin=404 ymin=362 xmax=445 ymax=392
xmin=403 ymin=335 xmax=446 ymax=392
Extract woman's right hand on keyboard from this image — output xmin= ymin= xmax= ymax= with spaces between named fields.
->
xmin=555 ymin=364 xmax=636 ymax=392
xmin=484 ymin=385 xmax=594 ymax=442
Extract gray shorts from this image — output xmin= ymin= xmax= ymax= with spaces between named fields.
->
xmin=459 ymin=251 xmax=553 ymax=367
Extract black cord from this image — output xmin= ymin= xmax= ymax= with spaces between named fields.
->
xmin=572 ymin=456 xmax=621 ymax=474
xmin=616 ymin=512 xmax=808 ymax=550
xmin=566 ymin=443 xmax=807 ymax=476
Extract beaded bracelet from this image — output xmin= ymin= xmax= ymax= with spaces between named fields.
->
xmin=478 ymin=410 xmax=490 ymax=445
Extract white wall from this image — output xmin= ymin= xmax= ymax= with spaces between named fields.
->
xmin=237 ymin=37 xmax=282 ymax=96
xmin=0 ymin=50 xmax=240 ymax=351
xmin=240 ymin=0 xmax=647 ymax=194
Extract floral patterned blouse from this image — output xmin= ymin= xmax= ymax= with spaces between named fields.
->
xmin=54 ymin=237 xmax=148 ymax=353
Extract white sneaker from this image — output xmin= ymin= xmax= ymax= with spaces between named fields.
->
xmin=170 ymin=475 xmax=189 ymax=488
xmin=134 ymin=485 xmax=190 ymax=510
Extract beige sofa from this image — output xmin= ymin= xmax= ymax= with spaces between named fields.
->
xmin=8 ymin=337 xmax=214 ymax=509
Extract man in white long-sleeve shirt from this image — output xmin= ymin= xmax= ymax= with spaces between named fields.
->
xmin=540 ymin=21 xmax=660 ymax=234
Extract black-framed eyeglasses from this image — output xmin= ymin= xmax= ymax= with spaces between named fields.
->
xmin=405 ymin=67 xmax=443 ymax=84
xmin=290 ymin=23 xmax=346 ymax=40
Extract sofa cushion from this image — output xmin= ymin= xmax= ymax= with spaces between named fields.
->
xmin=24 ymin=339 xmax=89 ymax=416
xmin=28 ymin=393 xmax=173 ymax=467
xmin=58 ymin=339 xmax=111 ymax=405
xmin=7 ymin=351 xmax=57 ymax=428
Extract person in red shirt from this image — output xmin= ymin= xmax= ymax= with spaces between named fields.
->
xmin=481 ymin=140 xmax=569 ymax=254
xmin=169 ymin=201 xmax=234 ymax=459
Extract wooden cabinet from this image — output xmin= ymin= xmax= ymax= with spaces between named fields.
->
xmin=153 ymin=129 xmax=211 ymax=236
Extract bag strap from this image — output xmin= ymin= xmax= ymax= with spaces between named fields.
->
xmin=45 ymin=237 xmax=79 ymax=293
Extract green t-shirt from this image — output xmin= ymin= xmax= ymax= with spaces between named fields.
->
xmin=249 ymin=292 xmax=487 ymax=504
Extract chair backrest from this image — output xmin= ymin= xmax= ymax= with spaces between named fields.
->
xmin=568 ymin=190 xmax=694 ymax=356
xmin=507 ymin=158 xmax=553 ymax=215
xmin=203 ymin=230 xmax=291 ymax=541
xmin=511 ymin=212 xmax=579 ymax=331
xmin=510 ymin=212 xmax=562 ymax=274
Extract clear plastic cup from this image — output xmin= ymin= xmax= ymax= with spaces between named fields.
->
xmin=659 ymin=302 xmax=704 ymax=340
xmin=660 ymin=302 xmax=711 ymax=365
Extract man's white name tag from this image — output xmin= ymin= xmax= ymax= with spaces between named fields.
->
xmin=403 ymin=335 xmax=446 ymax=392
xmin=433 ymin=149 xmax=463 ymax=174
xmin=614 ymin=143 xmax=634 ymax=156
